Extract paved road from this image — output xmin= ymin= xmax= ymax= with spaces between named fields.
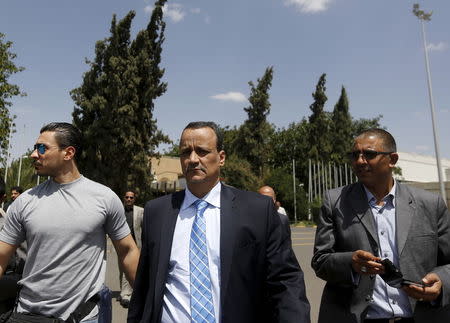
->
xmin=106 ymin=226 xmax=324 ymax=323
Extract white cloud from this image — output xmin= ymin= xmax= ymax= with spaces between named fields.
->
xmin=284 ymin=0 xmax=333 ymax=13
xmin=144 ymin=3 xmax=186 ymax=23
xmin=210 ymin=92 xmax=247 ymax=103
xmin=427 ymin=42 xmax=448 ymax=52
xmin=163 ymin=3 xmax=186 ymax=23
xmin=145 ymin=4 xmax=209 ymax=24
xmin=144 ymin=5 xmax=154 ymax=14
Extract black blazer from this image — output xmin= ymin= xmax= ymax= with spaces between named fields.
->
xmin=128 ymin=184 xmax=310 ymax=323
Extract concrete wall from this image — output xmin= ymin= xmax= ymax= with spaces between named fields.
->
xmin=396 ymin=151 xmax=450 ymax=183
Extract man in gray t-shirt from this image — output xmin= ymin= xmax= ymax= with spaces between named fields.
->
xmin=0 ymin=122 xmax=140 ymax=322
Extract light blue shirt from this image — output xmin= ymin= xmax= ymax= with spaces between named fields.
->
xmin=364 ymin=182 xmax=413 ymax=319
xmin=161 ymin=182 xmax=221 ymax=323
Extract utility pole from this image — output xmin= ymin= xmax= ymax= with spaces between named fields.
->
xmin=292 ymin=159 xmax=297 ymax=224
xmin=413 ymin=4 xmax=447 ymax=205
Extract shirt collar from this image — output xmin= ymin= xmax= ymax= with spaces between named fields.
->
xmin=181 ymin=181 xmax=222 ymax=211
xmin=363 ymin=179 xmax=397 ymax=208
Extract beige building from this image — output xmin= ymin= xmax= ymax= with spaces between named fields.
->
xmin=150 ymin=156 xmax=185 ymax=191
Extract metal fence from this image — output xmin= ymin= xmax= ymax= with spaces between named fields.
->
xmin=308 ymin=160 xmax=357 ymax=203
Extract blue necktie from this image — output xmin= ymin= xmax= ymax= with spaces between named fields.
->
xmin=190 ymin=199 xmax=216 ymax=323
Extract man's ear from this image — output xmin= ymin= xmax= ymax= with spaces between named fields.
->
xmin=389 ymin=152 xmax=399 ymax=167
xmin=219 ymin=150 xmax=226 ymax=167
xmin=63 ymin=146 xmax=76 ymax=161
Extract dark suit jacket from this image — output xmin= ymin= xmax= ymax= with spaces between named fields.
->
xmin=128 ymin=183 xmax=310 ymax=323
xmin=312 ymin=182 xmax=450 ymax=323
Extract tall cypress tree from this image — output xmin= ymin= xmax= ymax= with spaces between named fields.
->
xmin=0 ymin=33 xmax=25 ymax=167
xmin=331 ymin=86 xmax=352 ymax=163
xmin=234 ymin=66 xmax=274 ymax=178
xmin=71 ymin=0 xmax=169 ymax=199
xmin=308 ymin=73 xmax=331 ymax=161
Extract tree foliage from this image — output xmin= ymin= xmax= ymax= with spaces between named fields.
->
xmin=71 ymin=1 xmax=169 ymax=199
xmin=3 ymin=151 xmax=46 ymax=193
xmin=0 ymin=33 xmax=25 ymax=167
xmin=234 ymin=66 xmax=274 ymax=178
xmin=331 ymin=86 xmax=352 ymax=163
xmin=308 ymin=73 xmax=331 ymax=161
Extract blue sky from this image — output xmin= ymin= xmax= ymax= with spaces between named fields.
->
xmin=1 ymin=0 xmax=449 ymax=163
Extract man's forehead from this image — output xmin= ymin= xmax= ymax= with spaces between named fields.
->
xmin=354 ymin=134 xmax=382 ymax=146
xmin=36 ymin=131 xmax=57 ymax=143
xmin=179 ymin=127 xmax=217 ymax=145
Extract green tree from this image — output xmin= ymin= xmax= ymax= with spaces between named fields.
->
xmin=330 ymin=86 xmax=352 ymax=163
xmin=4 ymin=152 xmax=46 ymax=192
xmin=221 ymin=154 xmax=261 ymax=191
xmin=71 ymin=1 xmax=169 ymax=199
xmin=0 ymin=33 xmax=26 ymax=167
xmin=308 ymin=73 xmax=331 ymax=162
xmin=264 ymin=167 xmax=309 ymax=221
xmin=352 ymin=115 xmax=383 ymax=137
xmin=234 ymin=66 xmax=275 ymax=178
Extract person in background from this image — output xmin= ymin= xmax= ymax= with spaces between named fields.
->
xmin=258 ymin=185 xmax=291 ymax=235
xmin=117 ymin=190 xmax=143 ymax=308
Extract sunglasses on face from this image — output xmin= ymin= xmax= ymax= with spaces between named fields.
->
xmin=125 ymin=196 xmax=135 ymax=200
xmin=33 ymin=143 xmax=49 ymax=155
xmin=347 ymin=150 xmax=394 ymax=161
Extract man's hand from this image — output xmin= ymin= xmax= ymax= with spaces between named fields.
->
xmin=402 ymin=272 xmax=442 ymax=302
xmin=351 ymin=250 xmax=384 ymax=275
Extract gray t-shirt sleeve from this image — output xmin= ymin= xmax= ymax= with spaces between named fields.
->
xmin=0 ymin=199 xmax=25 ymax=245
xmin=105 ymin=192 xmax=130 ymax=241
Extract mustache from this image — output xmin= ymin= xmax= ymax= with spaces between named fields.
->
xmin=186 ymin=165 xmax=206 ymax=172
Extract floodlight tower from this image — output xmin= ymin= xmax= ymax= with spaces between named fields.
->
xmin=412 ymin=4 xmax=447 ymax=205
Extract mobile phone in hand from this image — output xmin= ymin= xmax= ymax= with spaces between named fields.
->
xmin=401 ymin=279 xmax=432 ymax=288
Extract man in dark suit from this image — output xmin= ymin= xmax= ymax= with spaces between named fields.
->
xmin=312 ymin=128 xmax=450 ymax=323
xmin=128 ymin=121 xmax=310 ymax=323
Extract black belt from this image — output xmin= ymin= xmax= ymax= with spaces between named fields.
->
xmin=365 ymin=318 xmax=414 ymax=323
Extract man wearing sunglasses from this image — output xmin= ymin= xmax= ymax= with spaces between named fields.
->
xmin=312 ymin=128 xmax=450 ymax=323
xmin=0 ymin=122 xmax=140 ymax=323
xmin=117 ymin=190 xmax=143 ymax=308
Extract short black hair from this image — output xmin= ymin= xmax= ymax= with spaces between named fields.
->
xmin=0 ymin=178 xmax=5 ymax=196
xmin=40 ymin=122 xmax=83 ymax=159
xmin=124 ymin=190 xmax=136 ymax=196
xmin=356 ymin=128 xmax=397 ymax=152
xmin=11 ymin=186 xmax=23 ymax=194
xmin=183 ymin=121 xmax=224 ymax=151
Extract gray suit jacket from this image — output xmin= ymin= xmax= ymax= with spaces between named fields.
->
xmin=132 ymin=205 xmax=144 ymax=249
xmin=312 ymin=182 xmax=450 ymax=323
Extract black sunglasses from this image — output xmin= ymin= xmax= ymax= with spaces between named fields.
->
xmin=34 ymin=143 xmax=48 ymax=155
xmin=347 ymin=150 xmax=394 ymax=161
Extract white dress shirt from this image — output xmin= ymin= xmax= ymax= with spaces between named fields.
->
xmin=161 ymin=182 xmax=221 ymax=323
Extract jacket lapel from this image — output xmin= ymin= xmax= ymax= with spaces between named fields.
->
xmin=395 ymin=183 xmax=415 ymax=256
xmin=350 ymin=183 xmax=379 ymax=248
xmin=219 ymin=184 xmax=237 ymax=308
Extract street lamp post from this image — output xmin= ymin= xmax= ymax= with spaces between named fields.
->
xmin=412 ymin=4 xmax=447 ymax=205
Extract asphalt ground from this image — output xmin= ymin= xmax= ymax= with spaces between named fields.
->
xmin=106 ymin=226 xmax=324 ymax=323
